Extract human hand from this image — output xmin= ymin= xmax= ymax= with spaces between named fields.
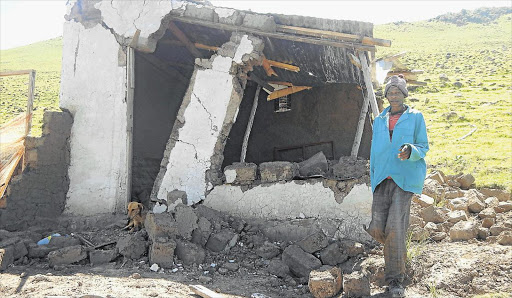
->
xmin=398 ymin=144 xmax=411 ymax=160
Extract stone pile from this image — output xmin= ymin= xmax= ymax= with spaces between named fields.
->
xmin=409 ymin=171 xmax=512 ymax=245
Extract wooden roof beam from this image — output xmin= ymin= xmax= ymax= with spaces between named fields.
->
xmin=168 ymin=21 xmax=204 ymax=58
xmin=267 ymin=86 xmax=312 ymax=101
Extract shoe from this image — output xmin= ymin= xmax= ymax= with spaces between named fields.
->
xmin=389 ymin=280 xmax=405 ymax=298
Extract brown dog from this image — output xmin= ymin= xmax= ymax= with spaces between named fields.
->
xmin=123 ymin=202 xmax=145 ymax=232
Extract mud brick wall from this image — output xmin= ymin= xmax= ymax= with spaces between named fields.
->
xmin=0 ymin=110 xmax=73 ymax=231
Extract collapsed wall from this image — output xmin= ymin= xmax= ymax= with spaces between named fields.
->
xmin=0 ymin=111 xmax=72 ymax=231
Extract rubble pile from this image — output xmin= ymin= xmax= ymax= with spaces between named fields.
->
xmin=409 ymin=171 xmax=512 ymax=245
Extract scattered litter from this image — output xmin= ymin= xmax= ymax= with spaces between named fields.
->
xmin=37 ymin=233 xmax=61 ymax=245
xmin=228 ymin=259 xmax=235 ymax=263
xmin=251 ymin=293 xmax=271 ymax=298
xmin=210 ymin=263 xmax=216 ymax=267
xmin=298 ymin=212 xmax=306 ymax=219
xmin=171 ymin=268 xmax=179 ymax=273
xmin=150 ymin=264 xmax=159 ymax=272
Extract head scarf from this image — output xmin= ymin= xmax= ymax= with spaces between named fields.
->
xmin=384 ymin=74 xmax=408 ymax=98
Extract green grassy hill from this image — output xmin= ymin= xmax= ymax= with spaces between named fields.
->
xmin=0 ymin=12 xmax=511 ymax=190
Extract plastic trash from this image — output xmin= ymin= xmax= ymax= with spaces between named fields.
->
xmin=150 ymin=263 xmax=159 ymax=272
xmin=37 ymin=233 xmax=61 ymax=246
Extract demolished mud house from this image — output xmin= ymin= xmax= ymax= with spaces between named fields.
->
xmin=1 ymin=0 xmax=392 ymax=241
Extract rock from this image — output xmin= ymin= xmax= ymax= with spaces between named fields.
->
xmin=12 ymin=241 xmax=28 ymax=260
xmin=409 ymin=215 xmax=425 ymax=227
xmin=431 ymin=232 xmax=447 ymax=241
xmin=342 ymin=271 xmax=370 ymax=297
xmin=484 ymin=197 xmax=500 ymax=208
xmin=450 ymin=221 xmax=478 ymax=241
xmin=117 ymin=232 xmax=147 ymax=259
xmin=89 ymin=249 xmax=118 ymax=265
xmin=166 ymin=190 xmax=187 ymax=206
xmin=175 ymin=204 xmax=199 ymax=240
xmin=410 ymin=226 xmax=429 ymax=241
xmin=490 ymin=225 xmax=511 ymax=236
xmin=497 ymin=231 xmax=512 ymax=245
xmin=47 ymin=236 xmax=82 ymax=249
xmin=242 ymin=13 xmax=276 ymax=32
xmin=468 ymin=197 xmax=485 ymax=213
xmin=439 ymin=73 xmax=450 ymax=81
xmin=144 ymin=212 xmax=177 ymax=241
xmin=495 ymin=202 xmax=512 ymax=213
xmin=222 ymin=262 xmax=239 ymax=271
xmin=224 ymin=162 xmax=257 ymax=184
xmin=298 ymin=152 xmax=328 ymax=177
xmin=149 ymin=238 xmax=176 ymax=268
xmin=424 ymin=222 xmax=439 ymax=234
xmin=453 ymin=82 xmax=463 ymax=88
xmin=308 ymin=267 xmax=342 ymax=298
xmin=198 ymin=275 xmax=212 ymax=283
xmin=360 ymin=257 xmax=386 ymax=287
xmin=256 ymin=241 xmax=281 ymax=259
xmin=282 ymin=245 xmax=322 ymax=278
xmin=0 ymin=246 xmax=14 ymax=271
xmin=428 ymin=171 xmax=446 ymax=185
xmin=456 ymin=173 xmax=475 ymax=189
xmin=206 ymin=230 xmax=237 ymax=252
xmin=297 ymin=232 xmax=329 ymax=253
xmin=477 ymin=228 xmax=490 ymax=240
xmin=319 ymin=242 xmax=348 ymax=266
xmin=27 ymin=243 xmax=55 ymax=258
xmin=175 ymin=240 xmax=205 ymax=265
xmin=422 ymin=179 xmax=445 ymax=201
xmin=445 ymin=189 xmax=463 ymax=200
xmin=478 ymin=207 xmax=496 ymax=219
xmin=419 ymin=206 xmax=447 ymax=223
xmin=447 ymin=210 xmax=468 ymax=223
xmin=191 ymin=217 xmax=212 ymax=247
xmin=340 ymin=240 xmax=365 ymax=257
xmin=331 ymin=156 xmax=368 ymax=180
xmin=486 ymin=236 xmax=498 ymax=244
xmin=482 ymin=217 xmax=495 ymax=228
xmin=465 ymin=189 xmax=484 ymax=202
xmin=413 ymin=194 xmax=435 ymax=208
xmin=259 ymin=162 xmax=298 ymax=183
xmin=447 ymin=197 xmax=469 ymax=212
xmin=479 ymin=188 xmax=511 ymax=202
xmin=48 ymin=245 xmax=87 ymax=266
xmin=267 ymin=259 xmax=290 ymax=278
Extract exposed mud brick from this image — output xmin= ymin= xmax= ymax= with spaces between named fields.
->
xmin=409 ymin=215 xmax=425 ymax=228
xmin=267 ymin=259 xmax=291 ymax=278
xmin=282 ymin=245 xmax=322 ymax=278
xmin=175 ymin=204 xmax=199 ymax=240
xmin=490 ymin=225 xmax=511 ymax=236
xmin=149 ymin=238 xmax=176 ymax=268
xmin=410 ymin=226 xmax=429 ymax=241
xmin=144 ymin=212 xmax=177 ymax=241
xmin=427 ymin=171 xmax=446 ymax=184
xmin=478 ymin=228 xmax=490 ymax=240
xmin=484 ymin=197 xmax=500 ymax=208
xmin=342 ymin=271 xmax=370 ymax=297
xmin=0 ymin=246 xmax=14 ymax=271
xmin=191 ymin=217 xmax=212 ymax=247
xmin=175 ymin=240 xmax=205 ymax=265
xmin=450 ymin=221 xmax=477 ymax=241
xmin=413 ymin=194 xmax=434 ymax=208
xmin=297 ymin=232 xmax=329 ymax=253
xmin=479 ymin=188 xmax=511 ymax=202
xmin=420 ymin=206 xmax=447 ymax=224
xmin=497 ymin=231 xmax=512 ymax=245
xmin=48 ymin=236 xmax=82 ymax=249
xmin=224 ymin=163 xmax=257 ymax=184
xmin=482 ymin=217 xmax=495 ymax=229
xmin=431 ymin=232 xmax=447 ymax=241
xmin=48 ymin=245 xmax=87 ymax=266
xmin=242 ymin=14 xmax=277 ymax=32
xmin=117 ymin=232 xmax=147 ymax=259
xmin=27 ymin=243 xmax=55 ymax=258
xmin=456 ymin=173 xmax=475 ymax=189
xmin=465 ymin=189 xmax=485 ymax=202
xmin=89 ymin=249 xmax=118 ymax=265
xmin=319 ymin=242 xmax=348 ymax=266
xmin=447 ymin=210 xmax=468 ymax=223
xmin=261 ymin=219 xmax=324 ymax=244
xmin=447 ymin=197 xmax=469 ymax=212
xmin=339 ymin=240 xmax=365 ymax=257
xmin=259 ymin=161 xmax=298 ymax=183
xmin=331 ymin=156 xmax=368 ymax=180
xmin=422 ymin=179 xmax=445 ymax=201
xmin=478 ymin=208 xmax=496 ymax=219
xmin=495 ymin=202 xmax=512 ymax=213
xmin=468 ymin=197 xmax=485 ymax=213
xmin=308 ymin=267 xmax=342 ymax=298
xmin=298 ymin=152 xmax=328 ymax=177
xmin=194 ymin=205 xmax=225 ymax=225
xmin=360 ymin=257 xmax=386 ymax=286
xmin=206 ymin=230 xmax=237 ymax=252
xmin=256 ymin=241 xmax=281 ymax=259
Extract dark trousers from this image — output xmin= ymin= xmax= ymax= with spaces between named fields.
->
xmin=366 ymin=179 xmax=413 ymax=283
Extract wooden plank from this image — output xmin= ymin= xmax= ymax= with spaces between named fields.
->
xmin=25 ymin=70 xmax=35 ymax=136
xmin=189 ymin=285 xmax=225 ymax=298
xmin=240 ymin=86 xmax=261 ymax=162
xmin=125 ymin=46 xmax=135 ymax=213
xmin=0 ymin=70 xmax=33 ymax=77
xmin=265 ymin=58 xmax=300 ymax=72
xmin=358 ymin=52 xmax=379 ymax=117
xmin=195 ymin=43 xmax=219 ymax=51
xmin=277 ymin=24 xmax=391 ymax=47
xmin=267 ymin=86 xmax=312 ymax=101
xmin=267 ymin=81 xmax=294 ymax=87
xmin=351 ymin=93 xmax=370 ymax=158
xmin=172 ymin=17 xmax=376 ymax=51
xmin=168 ymin=21 xmax=204 ymax=58
xmin=262 ymin=58 xmax=278 ymax=77
xmin=0 ymin=148 xmax=24 ymax=206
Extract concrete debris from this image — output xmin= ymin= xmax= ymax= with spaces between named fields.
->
xmin=167 ymin=190 xmax=187 ymax=206
xmin=27 ymin=243 xmax=55 ymax=259
xmin=282 ymin=245 xmax=322 ymax=278
xmin=89 ymin=249 xmax=118 ymax=265
xmin=308 ymin=267 xmax=343 ymax=298
xmin=150 ymin=263 xmax=160 ymax=272
xmin=331 ymin=156 xmax=368 ymax=180
xmin=144 ymin=212 xmax=178 ymax=241
xmin=175 ymin=204 xmax=199 ymax=240
xmin=339 ymin=240 xmax=365 ymax=257
xmin=266 ymin=259 xmax=291 ymax=278
xmin=48 ymin=245 xmax=87 ymax=266
xmin=319 ymin=242 xmax=348 ymax=266
xmin=484 ymin=197 xmax=500 ymax=208
xmin=456 ymin=173 xmax=475 ymax=189
xmin=297 ymin=232 xmax=329 ymax=253
xmin=256 ymin=241 xmax=281 ymax=259
xmin=450 ymin=221 xmax=478 ymax=241
xmin=478 ymin=208 xmax=496 ymax=219
xmin=191 ymin=217 xmax=213 ymax=247
xmin=447 ymin=197 xmax=469 ymax=212
xmin=47 ymin=236 xmax=82 ymax=249
xmin=224 ymin=163 xmax=257 ymax=184
xmin=342 ymin=271 xmax=371 ymax=297
xmin=149 ymin=237 xmax=176 ymax=268
xmin=206 ymin=230 xmax=237 ymax=252
xmin=116 ymin=232 xmax=147 ymax=260
xmin=467 ymin=197 xmax=485 ymax=213
xmin=413 ymin=194 xmax=434 ymax=208
xmin=419 ymin=206 xmax=447 ymax=224
xmin=259 ymin=161 xmax=298 ymax=183
xmin=447 ymin=210 xmax=468 ymax=223
xmin=298 ymin=152 xmax=328 ymax=177
xmin=175 ymin=240 xmax=205 ymax=265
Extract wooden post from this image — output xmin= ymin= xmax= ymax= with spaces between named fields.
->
xmin=240 ymin=85 xmax=261 ymax=162
xmin=25 ymin=70 xmax=36 ymax=136
xmin=125 ymin=46 xmax=135 ymax=213
xmin=358 ymin=51 xmax=380 ymax=118
xmin=168 ymin=21 xmax=204 ymax=58
xmin=351 ymin=77 xmax=371 ymax=158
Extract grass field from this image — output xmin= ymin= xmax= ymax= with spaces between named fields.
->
xmin=1 ymin=15 xmax=511 ymax=190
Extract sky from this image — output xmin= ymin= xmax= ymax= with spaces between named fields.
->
xmin=0 ymin=0 xmax=510 ymax=50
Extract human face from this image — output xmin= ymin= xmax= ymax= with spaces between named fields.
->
xmin=386 ymin=86 xmax=405 ymax=111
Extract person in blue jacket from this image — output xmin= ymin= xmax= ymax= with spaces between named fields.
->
xmin=366 ymin=75 xmax=429 ymax=298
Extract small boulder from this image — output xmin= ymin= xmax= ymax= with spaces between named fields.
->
xmin=413 ymin=194 xmax=434 ymax=208
xmin=89 ymin=249 xmax=118 ymax=265
xmin=308 ymin=267 xmax=343 ymax=298
xmin=479 ymin=188 xmax=511 ymax=202
xmin=206 ymin=229 xmax=237 ymax=252
xmin=256 ymin=241 xmax=281 ymax=259
xmin=117 ymin=232 xmax=147 ymax=259
xmin=282 ymin=245 xmax=322 ymax=278
xmin=149 ymin=238 xmax=176 ymax=268
xmin=450 ymin=221 xmax=477 ymax=241
xmin=495 ymin=202 xmax=512 ymax=213
xmin=477 ymin=228 xmax=490 ymax=240
xmin=267 ymin=259 xmax=290 ymax=278
xmin=497 ymin=231 xmax=512 ymax=245
xmin=319 ymin=242 xmax=348 ymax=266
xmin=468 ymin=197 xmax=485 ymax=213
xmin=484 ymin=197 xmax=500 ymax=208
xmin=447 ymin=210 xmax=468 ymax=223
xmin=419 ymin=206 xmax=447 ymax=223
xmin=410 ymin=226 xmax=429 ymax=241
xmin=482 ymin=217 xmax=495 ymax=229
xmin=298 ymin=152 xmax=328 ymax=177
xmin=409 ymin=215 xmax=425 ymax=228
xmin=144 ymin=212 xmax=178 ymax=241
xmin=297 ymin=232 xmax=329 ymax=253
xmin=175 ymin=240 xmax=205 ymax=265
xmin=431 ymin=232 xmax=447 ymax=241
xmin=175 ymin=204 xmax=199 ymax=240
xmin=456 ymin=173 xmax=475 ymax=189
xmin=339 ymin=240 xmax=365 ymax=257
xmin=478 ymin=208 xmax=496 ymax=219
xmin=48 ymin=245 xmax=87 ymax=266
xmin=490 ymin=225 xmax=511 ymax=236
xmin=447 ymin=197 xmax=469 ymax=212
xmin=342 ymin=271 xmax=370 ymax=297
xmin=465 ymin=189 xmax=485 ymax=202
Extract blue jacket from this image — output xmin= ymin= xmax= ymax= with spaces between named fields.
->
xmin=370 ymin=105 xmax=429 ymax=194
